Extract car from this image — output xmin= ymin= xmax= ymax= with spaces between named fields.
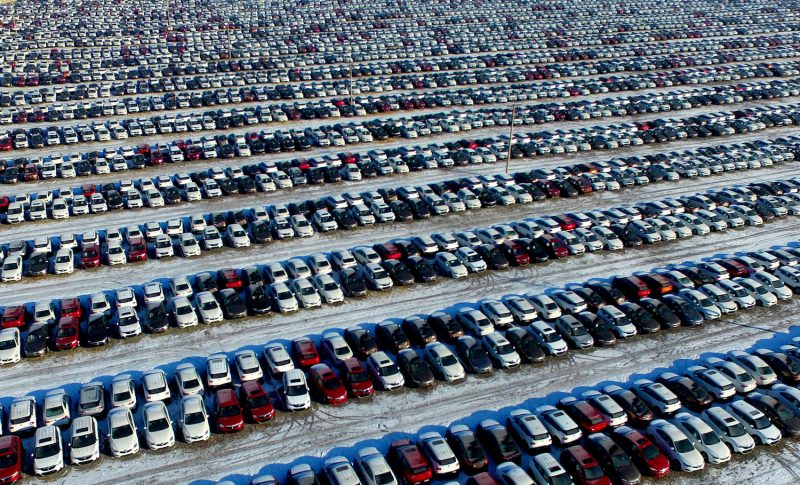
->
xmin=143 ymin=401 xmax=176 ymax=450
xmin=672 ymin=412 xmax=731 ymax=464
xmin=234 ymin=350 xmax=264 ymax=382
xmin=704 ymin=357 xmax=757 ymax=393
xmin=507 ymin=408 xmax=552 ymax=452
xmin=292 ymin=337 xmax=321 ymax=368
xmin=355 ymin=447 xmax=398 ymax=485
xmin=171 ymin=297 xmax=199 ymax=328
xmin=646 ymin=419 xmax=704 ymax=472
xmin=239 ymin=380 xmax=275 ymax=423
xmin=661 ymin=294 xmax=704 ymax=326
xmin=32 ymin=425 xmax=64 ymax=476
xmin=179 ymin=395 xmax=211 ymax=443
xmin=107 ymin=408 xmax=140 ymax=457
xmin=195 ymin=291 xmax=224 ymax=323
xmin=457 ymin=309 xmax=494 ymax=337
xmin=554 ymin=315 xmax=595 ymax=350
xmin=0 ymin=328 xmax=21 ymax=365
xmin=174 ymin=363 xmax=204 ymax=397
xmin=537 ymin=404 xmax=582 ymax=445
xmin=367 ymin=351 xmax=405 ymax=390
xmin=476 ymin=419 xmax=522 ymax=464
xmin=142 ymin=369 xmax=171 ymax=403
xmin=734 ymin=277 xmax=778 ymax=306
xmin=727 ymin=350 xmax=778 ymax=386
xmin=560 ymin=443 xmax=612 ymax=485
xmin=425 ymin=342 xmax=466 ymax=381
xmin=434 ymin=252 xmax=468 ymax=278
xmin=700 ymin=406 xmax=756 ymax=454
xmin=282 ymin=368 xmax=311 ymax=411
xmin=725 ymin=399 xmax=782 ymax=446
xmin=527 ymin=294 xmax=562 ymax=320
xmin=68 ymin=416 xmax=100 ymax=465
xmin=527 ymin=452 xmax=572 ymax=485
xmin=215 ymin=388 xmax=245 ymax=433
xmin=308 ymin=363 xmax=348 ymax=406
xmin=389 ymin=439 xmax=433 ymax=485
xmin=529 ymin=321 xmax=568 ymax=355
xmin=289 ymin=278 xmax=322 ymax=308
xmin=610 ymin=426 xmax=670 ymax=478
xmin=481 ymin=332 xmax=521 ymax=368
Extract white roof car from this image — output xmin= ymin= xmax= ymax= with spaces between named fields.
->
xmin=581 ymin=391 xmax=628 ymax=427
xmin=180 ymin=395 xmax=211 ymax=443
xmin=727 ymin=350 xmax=777 ymax=386
xmin=33 ymin=425 xmax=65 ymax=476
xmin=704 ymin=357 xmax=757 ymax=394
xmin=107 ymin=408 xmax=140 ymax=457
xmin=536 ymin=404 xmax=581 ymax=445
xmin=143 ymin=282 xmax=165 ymax=305
xmin=419 ymin=431 xmax=460 ymax=476
xmin=687 ymin=365 xmax=736 ymax=400
xmin=507 ymin=408 xmax=552 ymax=451
xmin=234 ymin=350 xmax=264 ymax=382
xmin=282 ymin=368 xmax=311 ymax=411
xmin=356 ymin=447 xmax=398 ymax=485
xmin=367 ymin=351 xmax=405 ymax=390
xmin=495 ymin=462 xmax=534 ymax=485
xmin=8 ymin=396 xmax=37 ymax=434
xmin=117 ymin=306 xmax=141 ymax=339
xmin=673 ymin=412 xmax=731 ymax=465
xmin=263 ymin=343 xmax=296 ymax=375
xmin=171 ymin=296 xmax=199 ymax=328
xmin=647 ymin=419 xmax=704 ymax=472
xmin=69 ymin=416 xmax=100 ymax=465
xmin=205 ymin=353 xmax=232 ymax=388
xmin=143 ymin=401 xmax=176 ymax=450
xmin=700 ymin=406 xmax=755 ymax=454
xmin=142 ymin=369 xmax=171 ymax=402
xmin=323 ymin=456 xmax=362 ymax=485
xmin=425 ymin=342 xmax=465 ymax=382
xmin=195 ymin=291 xmax=223 ymax=323
xmin=270 ymin=282 xmax=299 ymax=313
xmin=170 ymin=276 xmax=194 ymax=298
xmin=0 ymin=328 xmax=21 ymax=365
xmin=175 ymin=363 xmax=205 ymax=396
xmin=289 ymin=278 xmax=322 ymax=308
xmin=111 ymin=374 xmax=137 ymax=409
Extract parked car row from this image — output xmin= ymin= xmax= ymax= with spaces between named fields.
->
xmin=1 ymin=238 xmax=798 ymax=479
xmin=233 ymin=336 xmax=800 ymax=485
xmin=1 ymin=175 xmax=797 ymax=363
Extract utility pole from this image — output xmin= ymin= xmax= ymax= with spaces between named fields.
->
xmin=505 ymin=105 xmax=516 ymax=174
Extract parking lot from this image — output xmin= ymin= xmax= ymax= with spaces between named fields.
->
xmin=2 ymin=0 xmax=800 ymax=484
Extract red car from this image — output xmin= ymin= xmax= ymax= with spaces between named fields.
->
xmin=238 ymin=380 xmax=275 ymax=423
xmin=558 ymin=398 xmax=607 ymax=433
xmin=338 ymin=357 xmax=374 ymax=398
xmin=560 ymin=445 xmax=611 ymax=485
xmin=81 ymin=183 xmax=96 ymax=197
xmin=499 ymin=240 xmax=530 ymax=266
xmin=719 ymin=258 xmax=751 ymax=278
xmin=60 ymin=297 xmax=82 ymax=319
xmin=613 ymin=276 xmax=650 ymax=300
xmin=215 ymin=388 xmax=245 ymax=433
xmin=54 ymin=316 xmax=80 ymax=350
xmin=128 ymin=236 xmax=148 ymax=262
xmin=611 ymin=427 xmax=670 ymax=478
xmin=309 ymin=363 xmax=348 ymax=406
xmin=291 ymin=337 xmax=320 ymax=367
xmin=552 ymin=215 xmax=577 ymax=231
xmin=538 ymin=234 xmax=569 ymax=258
xmin=218 ymin=268 xmax=242 ymax=289
xmin=0 ymin=137 xmax=12 ymax=151
xmin=1 ymin=306 xmax=24 ymax=329
xmin=389 ymin=439 xmax=433 ymax=485
xmin=0 ymin=435 xmax=22 ymax=484
xmin=80 ymin=242 xmax=101 ymax=268
xmin=374 ymin=242 xmax=402 ymax=260
xmin=466 ymin=473 xmax=498 ymax=485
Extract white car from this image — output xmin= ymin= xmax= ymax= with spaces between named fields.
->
xmin=716 ymin=279 xmax=757 ymax=309
xmin=687 ymin=365 xmax=736 ymax=400
xmin=527 ymin=294 xmax=562 ymax=320
xmin=704 ymin=357 xmax=757 ymax=393
xmin=282 ymin=368 xmax=311 ymax=411
xmin=454 ymin=247 xmax=487 ymax=273
xmin=195 ymin=291 xmax=224 ymax=323
xmin=647 ymin=419 xmax=704 ymax=472
xmin=1 ymin=255 xmax=22 ymax=281
xmin=635 ymin=379 xmax=682 ymax=415
xmin=507 ymin=408 xmax=552 ymax=451
xmin=751 ymin=271 xmax=793 ymax=300
xmin=143 ymin=282 xmax=165 ymax=305
xmin=597 ymin=305 xmax=638 ymax=339
xmin=419 ymin=431 xmax=460 ymax=476
xmin=726 ymin=399 xmax=782 ymax=446
xmin=367 ymin=351 xmax=405 ymax=390
xmin=457 ymin=309 xmax=494 ymax=336
xmin=175 ymin=363 xmax=205 ymax=396
xmin=289 ymin=278 xmax=322 ymax=308
xmin=529 ymin=321 xmax=568 ymax=355
xmin=536 ymin=405 xmax=582 ymax=445
xmin=203 ymin=226 xmax=224 ymax=249
xmin=0 ymin=328 xmax=22 ymax=364
xmin=33 ymin=426 xmax=65 ymax=476
xmin=117 ymin=306 xmax=141 ymax=338
xmin=312 ymin=274 xmax=345 ymax=304
xmin=263 ymin=343 xmax=296 ymax=375
xmin=53 ymin=248 xmax=74 ymax=274
xmin=143 ymin=369 xmax=171 ymax=402
xmin=698 ymin=284 xmax=738 ymax=313
xmin=286 ymin=258 xmax=312 ymax=279
xmin=205 ymin=353 xmax=232 ymax=389
xmin=591 ymin=226 xmax=624 ymax=250
xmin=360 ymin=263 xmax=394 ymax=290
xmin=143 ymin=401 xmax=176 ymax=450
xmin=734 ymin=277 xmax=778 ymax=306
xmin=308 ymin=254 xmax=333 ymax=275
xmin=69 ymin=416 xmax=101 ymax=465
xmin=42 ymin=389 xmax=71 ymax=427
xmin=106 ymin=241 xmax=127 ymax=265
xmin=179 ymin=395 xmax=211 ymax=443
xmin=107 ymin=408 xmax=140 ymax=457
xmin=479 ymin=300 xmax=514 ymax=327
xmin=673 ymin=412 xmax=731 ymax=464
xmin=679 ymin=288 xmax=722 ymax=320
xmin=502 ymin=295 xmax=538 ymax=323
xmin=171 ymin=297 xmax=199 ymax=328
xmin=355 ymin=447 xmax=398 ymax=485
xmin=226 ymin=224 xmax=251 ymax=247
xmin=495 ymin=463 xmax=533 ymax=485
xmin=434 ymin=252 xmax=468 ymax=278
xmin=110 ymin=374 xmax=137 ymax=410
xmin=482 ymin=332 xmax=521 ymax=368
xmin=581 ymin=391 xmax=628 ymax=427
xmin=425 ymin=342 xmax=465 ymax=381
xmin=700 ymin=406 xmax=756 ymax=454
xmin=727 ymin=350 xmax=777 ymax=386
xmin=178 ymin=234 xmax=202 ymax=257
xmin=234 ymin=350 xmax=264 ymax=382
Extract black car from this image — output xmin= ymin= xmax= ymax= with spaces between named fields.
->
xmin=477 ymin=420 xmax=521 ymax=464
xmin=755 ymin=350 xmax=800 ymax=384
xmin=619 ymin=302 xmax=661 ymax=334
xmin=375 ymin=322 xmax=411 ymax=353
xmin=474 ymin=244 xmax=510 ymax=270
xmin=584 ymin=433 xmax=642 ymax=485
xmin=402 ymin=315 xmax=437 ymax=346
xmin=570 ymin=286 xmax=606 ymax=312
xmin=638 ymin=298 xmax=682 ymax=328
xmin=662 ymin=294 xmax=704 ymax=326
xmin=390 ymin=200 xmax=413 ymax=221
xmin=656 ymin=373 xmax=713 ymax=411
xmin=455 ymin=336 xmax=493 ymax=374
xmin=251 ymin=220 xmax=273 ymax=243
xmin=447 ymin=425 xmax=489 ymax=473
xmin=428 ymin=311 xmax=464 ymax=342
xmin=146 ymin=301 xmax=169 ymax=333
xmin=745 ymin=392 xmax=800 ymax=437
xmin=585 ymin=282 xmax=627 ymax=305
xmin=246 ymin=284 xmax=272 ymax=315
xmin=574 ymin=312 xmax=617 ymax=347
xmin=409 ymin=199 xmax=431 ymax=219
xmin=195 ymin=272 xmax=219 ymax=293
xmin=382 ymin=260 xmax=415 ymax=286
xmin=604 ymin=387 xmax=654 ymax=426
xmin=393 ymin=240 xmax=419 ymax=259
xmin=609 ymin=224 xmax=643 ymax=247
xmin=396 ymin=348 xmax=435 ymax=388
xmin=84 ymin=313 xmax=111 ymax=347
xmin=332 ymin=208 xmax=358 ymax=230
xmin=406 ymin=256 xmax=437 ymax=282
xmin=521 ymin=238 xmax=550 ymax=263
xmin=338 ymin=268 xmax=367 ymax=297
xmin=219 ymin=288 xmax=247 ymax=319
xmin=24 ymin=324 xmax=49 ymax=357
xmin=505 ymin=327 xmax=547 ymax=363
xmin=343 ymin=327 xmax=378 ymax=359
xmin=27 ymin=252 xmax=48 ymax=276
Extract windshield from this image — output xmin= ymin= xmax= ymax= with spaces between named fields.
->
xmin=148 ymin=417 xmax=170 ymax=432
xmin=287 ymin=384 xmax=307 ymax=397
xmin=202 ymin=300 xmax=217 ymax=311
xmin=642 ymin=443 xmax=661 ymax=460
xmin=34 ymin=442 xmax=60 ymax=459
xmin=218 ymin=404 xmax=240 ymax=418
xmin=184 ymin=410 xmax=205 ymax=425
xmin=71 ymin=433 xmax=96 ymax=449
xmin=111 ymin=423 xmax=133 ymax=439
xmin=673 ymin=438 xmax=694 ymax=453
